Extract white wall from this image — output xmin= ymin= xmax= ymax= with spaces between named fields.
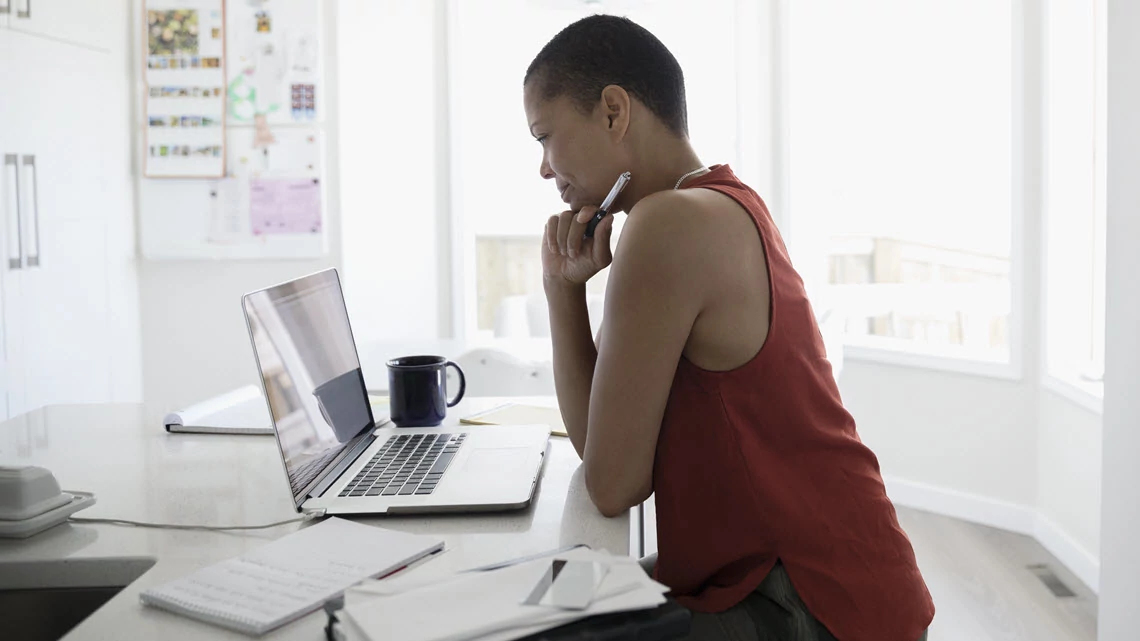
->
xmin=838 ymin=363 xmax=1038 ymax=514
xmin=1098 ymin=0 xmax=1140 ymax=634
xmin=1036 ymin=390 xmax=1102 ymax=589
xmin=134 ymin=2 xmax=342 ymax=413
xmin=108 ymin=0 xmax=144 ymax=403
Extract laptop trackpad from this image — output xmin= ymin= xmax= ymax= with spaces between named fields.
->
xmin=463 ymin=447 xmax=534 ymax=478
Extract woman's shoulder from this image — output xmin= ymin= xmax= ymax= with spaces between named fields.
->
xmin=622 ymin=187 xmax=759 ymax=258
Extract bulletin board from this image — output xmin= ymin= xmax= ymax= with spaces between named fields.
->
xmin=139 ymin=0 xmax=326 ymax=260
xmin=143 ymin=0 xmax=228 ymax=178
xmin=225 ymin=0 xmax=322 ymax=126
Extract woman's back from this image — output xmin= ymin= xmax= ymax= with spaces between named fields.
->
xmin=653 ymin=165 xmax=935 ymax=641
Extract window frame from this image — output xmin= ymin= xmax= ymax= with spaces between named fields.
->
xmin=1039 ymin=0 xmax=1107 ymax=413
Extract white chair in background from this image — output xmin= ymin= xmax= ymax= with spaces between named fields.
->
xmin=449 ymin=347 xmax=556 ymax=397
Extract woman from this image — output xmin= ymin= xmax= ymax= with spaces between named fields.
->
xmin=523 ymin=14 xmax=933 ymax=641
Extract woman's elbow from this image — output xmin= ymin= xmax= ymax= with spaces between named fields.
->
xmin=590 ymin=490 xmax=631 ymax=518
xmin=585 ymin=470 xmax=650 ymax=518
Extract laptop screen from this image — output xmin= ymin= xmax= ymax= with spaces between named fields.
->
xmin=242 ymin=269 xmax=375 ymax=505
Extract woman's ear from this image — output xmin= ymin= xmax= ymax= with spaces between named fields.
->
xmin=599 ymin=85 xmax=631 ymax=141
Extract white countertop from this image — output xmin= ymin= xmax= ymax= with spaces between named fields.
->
xmin=0 ymin=398 xmax=630 ymax=640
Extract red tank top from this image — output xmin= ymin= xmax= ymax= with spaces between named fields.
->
xmin=653 ymin=165 xmax=934 ymax=641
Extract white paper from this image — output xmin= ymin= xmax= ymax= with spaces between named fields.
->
xmin=343 ymin=549 xmax=666 ymax=641
xmin=523 ymin=560 xmax=608 ymax=610
xmin=207 ymin=178 xmax=252 ymax=244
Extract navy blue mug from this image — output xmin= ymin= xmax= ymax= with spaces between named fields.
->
xmin=386 ymin=356 xmax=466 ymax=427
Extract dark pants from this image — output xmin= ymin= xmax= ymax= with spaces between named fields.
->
xmin=639 ymin=555 xmax=928 ymax=641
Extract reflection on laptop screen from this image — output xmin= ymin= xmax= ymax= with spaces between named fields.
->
xmin=243 ymin=270 xmax=374 ymax=502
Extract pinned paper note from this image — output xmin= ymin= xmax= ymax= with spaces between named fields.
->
xmin=249 ymin=177 xmax=321 ymax=235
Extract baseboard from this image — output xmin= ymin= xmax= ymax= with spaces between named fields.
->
xmin=882 ymin=475 xmax=1101 ymax=594
xmin=882 ymin=474 xmax=1037 ymax=534
xmin=1033 ymin=514 xmax=1100 ymax=594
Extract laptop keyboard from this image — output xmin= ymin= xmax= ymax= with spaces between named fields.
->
xmin=339 ymin=433 xmax=467 ymax=498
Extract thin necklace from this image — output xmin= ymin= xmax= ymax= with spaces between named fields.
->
xmin=674 ymin=166 xmax=708 ymax=190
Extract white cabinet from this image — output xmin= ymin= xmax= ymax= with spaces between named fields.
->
xmin=0 ymin=35 xmax=13 ymax=419
xmin=0 ymin=7 xmax=139 ymax=419
xmin=4 ymin=0 xmax=113 ymax=51
xmin=14 ymin=32 xmax=112 ymax=410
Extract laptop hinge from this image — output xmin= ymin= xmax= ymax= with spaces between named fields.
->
xmin=307 ymin=431 xmax=378 ymax=500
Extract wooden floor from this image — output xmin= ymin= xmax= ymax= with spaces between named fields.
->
xmin=897 ymin=506 xmax=1098 ymax=641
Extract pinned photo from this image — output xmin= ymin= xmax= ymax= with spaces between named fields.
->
xmin=159 ymin=145 xmax=169 ymax=157
xmin=150 ymin=87 xmax=161 ymax=98
xmin=211 ymin=27 xmax=221 ymax=39
xmin=256 ymin=10 xmax=271 ymax=33
xmin=191 ymin=56 xmax=201 ymax=68
xmin=148 ymin=116 xmax=165 ymax=127
xmin=169 ymin=116 xmax=179 ymax=127
xmin=147 ymin=9 xmax=200 ymax=56
xmin=181 ymin=115 xmax=191 ymax=127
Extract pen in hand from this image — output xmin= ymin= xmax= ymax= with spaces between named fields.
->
xmin=583 ymin=171 xmax=632 ymax=239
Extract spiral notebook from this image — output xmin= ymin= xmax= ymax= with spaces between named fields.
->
xmin=460 ymin=403 xmax=568 ymax=437
xmin=163 ymin=385 xmax=272 ymax=435
xmin=139 ymin=517 xmax=444 ymax=636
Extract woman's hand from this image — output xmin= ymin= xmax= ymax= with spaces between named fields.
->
xmin=542 ymin=206 xmax=616 ymax=289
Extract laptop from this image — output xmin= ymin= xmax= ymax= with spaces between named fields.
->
xmin=241 ymin=268 xmax=550 ymax=516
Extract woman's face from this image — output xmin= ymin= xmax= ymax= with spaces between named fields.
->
xmin=523 ymin=82 xmax=630 ymax=212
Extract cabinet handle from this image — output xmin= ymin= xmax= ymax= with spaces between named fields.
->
xmin=16 ymin=0 xmax=28 ymax=19
xmin=4 ymin=154 xmax=23 ymax=270
xmin=22 ymin=155 xmax=39 ymax=268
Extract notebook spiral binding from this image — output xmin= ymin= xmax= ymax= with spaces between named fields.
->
xmin=141 ymin=589 xmax=266 ymax=636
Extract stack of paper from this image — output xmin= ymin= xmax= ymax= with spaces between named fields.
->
xmin=339 ymin=549 xmax=667 ymax=641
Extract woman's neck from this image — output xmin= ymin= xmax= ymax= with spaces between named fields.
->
xmin=615 ymin=140 xmax=706 ymax=213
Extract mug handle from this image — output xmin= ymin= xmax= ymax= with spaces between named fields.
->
xmin=445 ymin=361 xmax=466 ymax=407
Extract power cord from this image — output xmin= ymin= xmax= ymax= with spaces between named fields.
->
xmin=69 ymin=512 xmax=320 ymax=531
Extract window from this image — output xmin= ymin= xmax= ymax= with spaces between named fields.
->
xmin=787 ymin=0 xmax=1015 ymax=365
xmin=449 ymin=0 xmax=741 ymax=341
xmin=1043 ymin=0 xmax=1106 ymax=399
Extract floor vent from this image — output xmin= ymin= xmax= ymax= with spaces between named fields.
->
xmin=1028 ymin=564 xmax=1078 ymax=598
